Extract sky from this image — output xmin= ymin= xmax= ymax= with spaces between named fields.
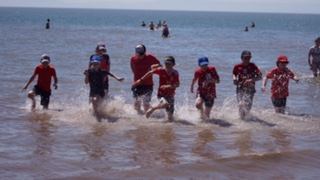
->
xmin=0 ymin=0 xmax=319 ymax=14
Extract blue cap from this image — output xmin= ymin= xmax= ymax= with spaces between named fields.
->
xmin=198 ymin=56 xmax=209 ymax=66
xmin=90 ymin=55 xmax=101 ymax=64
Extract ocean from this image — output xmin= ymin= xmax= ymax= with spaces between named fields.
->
xmin=1 ymin=7 xmax=320 ymax=179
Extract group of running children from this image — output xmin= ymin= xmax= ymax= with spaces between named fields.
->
xmin=22 ymin=37 xmax=320 ymax=121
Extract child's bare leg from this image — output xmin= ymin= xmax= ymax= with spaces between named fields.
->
xmin=28 ymin=90 xmax=36 ymax=109
xmin=195 ymin=97 xmax=204 ymax=119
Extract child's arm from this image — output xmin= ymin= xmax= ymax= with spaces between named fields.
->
xmin=108 ymin=71 xmax=124 ymax=82
xmin=292 ymin=76 xmax=299 ymax=83
xmin=133 ymin=70 xmax=153 ymax=86
xmin=190 ymin=77 xmax=197 ymax=93
xmin=261 ymin=76 xmax=268 ymax=92
xmin=84 ymin=70 xmax=89 ymax=84
xmin=22 ymin=73 xmax=37 ymax=92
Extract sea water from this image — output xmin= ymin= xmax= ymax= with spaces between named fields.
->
xmin=0 ymin=7 xmax=320 ymax=179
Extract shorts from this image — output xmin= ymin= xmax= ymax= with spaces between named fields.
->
xmin=236 ymin=88 xmax=255 ymax=111
xmin=271 ymin=98 xmax=287 ymax=108
xmin=132 ymin=85 xmax=153 ymax=103
xmin=33 ymin=85 xmax=51 ymax=108
xmin=158 ymin=95 xmax=175 ymax=114
xmin=311 ymin=61 xmax=320 ymax=69
xmin=104 ymin=80 xmax=109 ymax=90
xmin=197 ymin=94 xmax=215 ymax=107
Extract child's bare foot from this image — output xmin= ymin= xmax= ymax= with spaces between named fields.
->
xmin=145 ymin=108 xmax=154 ymax=118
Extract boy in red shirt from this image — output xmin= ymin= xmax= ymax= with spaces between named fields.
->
xmin=133 ymin=56 xmax=179 ymax=121
xmin=233 ymin=50 xmax=262 ymax=120
xmin=190 ymin=56 xmax=220 ymax=120
xmin=22 ymin=54 xmax=58 ymax=109
xmin=130 ymin=44 xmax=161 ymax=115
xmin=261 ymin=55 xmax=299 ymax=114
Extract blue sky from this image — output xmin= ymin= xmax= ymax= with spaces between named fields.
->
xmin=0 ymin=0 xmax=319 ymax=14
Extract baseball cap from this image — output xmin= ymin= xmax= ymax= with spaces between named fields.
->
xmin=97 ymin=41 xmax=105 ymax=47
xmin=90 ymin=55 xmax=101 ymax=64
xmin=135 ymin=44 xmax=146 ymax=55
xmin=91 ymin=60 xmax=101 ymax=64
xmin=241 ymin=50 xmax=252 ymax=58
xmin=98 ymin=46 xmax=106 ymax=50
xmin=40 ymin=54 xmax=50 ymax=63
xmin=198 ymin=56 xmax=209 ymax=66
xmin=164 ymin=56 xmax=175 ymax=64
xmin=277 ymin=55 xmax=289 ymax=63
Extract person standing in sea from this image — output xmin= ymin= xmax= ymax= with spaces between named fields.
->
xmin=190 ymin=56 xmax=220 ymax=120
xmin=261 ymin=55 xmax=299 ymax=114
xmin=133 ymin=56 xmax=179 ymax=122
xmin=232 ymin=50 xmax=262 ymax=120
xmin=130 ymin=44 xmax=161 ymax=115
xmin=84 ymin=57 xmax=124 ymax=119
xmin=308 ymin=37 xmax=320 ymax=77
xmin=46 ymin=19 xmax=50 ymax=29
xmin=88 ymin=42 xmax=111 ymax=97
xmin=22 ymin=54 xmax=58 ymax=110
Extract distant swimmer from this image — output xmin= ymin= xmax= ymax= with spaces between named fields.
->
xmin=149 ymin=21 xmax=155 ymax=31
xmin=162 ymin=24 xmax=169 ymax=38
xmin=141 ymin=21 xmax=146 ymax=27
xmin=308 ymin=37 xmax=320 ymax=77
xmin=245 ymin=26 xmax=249 ymax=32
xmin=156 ymin=20 xmax=162 ymax=29
xmin=46 ymin=19 xmax=50 ymax=29
xmin=251 ymin=22 xmax=255 ymax=28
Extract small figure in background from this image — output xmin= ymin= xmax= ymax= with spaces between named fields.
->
xmin=149 ymin=21 xmax=155 ymax=31
xmin=46 ymin=19 xmax=50 ymax=29
xmin=251 ymin=22 xmax=255 ymax=28
xmin=308 ymin=37 xmax=320 ymax=77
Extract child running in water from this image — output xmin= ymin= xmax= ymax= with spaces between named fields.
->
xmin=22 ymin=54 xmax=58 ymax=110
xmin=190 ymin=56 xmax=220 ymax=120
xmin=84 ymin=56 xmax=124 ymax=118
xmin=261 ymin=55 xmax=299 ymax=114
xmin=133 ymin=56 xmax=179 ymax=122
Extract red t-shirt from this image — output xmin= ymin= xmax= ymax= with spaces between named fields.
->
xmin=193 ymin=66 xmax=220 ymax=99
xmin=152 ymin=67 xmax=179 ymax=97
xmin=266 ymin=67 xmax=295 ymax=98
xmin=130 ymin=53 xmax=160 ymax=85
xmin=34 ymin=65 xmax=57 ymax=93
xmin=233 ymin=62 xmax=262 ymax=91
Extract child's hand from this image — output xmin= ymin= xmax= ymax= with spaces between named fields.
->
xmin=118 ymin=78 xmax=124 ymax=82
xmin=83 ymin=70 xmax=88 ymax=75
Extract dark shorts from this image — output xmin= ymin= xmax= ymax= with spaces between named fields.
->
xmin=236 ymin=88 xmax=255 ymax=111
xmin=158 ymin=95 xmax=175 ymax=114
xmin=271 ymin=98 xmax=287 ymax=108
xmin=131 ymin=85 xmax=153 ymax=102
xmin=104 ymin=80 xmax=109 ymax=90
xmin=197 ymin=94 xmax=215 ymax=107
xmin=311 ymin=61 xmax=320 ymax=69
xmin=33 ymin=85 xmax=51 ymax=108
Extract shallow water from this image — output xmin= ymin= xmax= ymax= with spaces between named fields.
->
xmin=1 ymin=7 xmax=320 ymax=179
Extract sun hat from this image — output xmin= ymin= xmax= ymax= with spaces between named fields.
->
xmin=198 ymin=56 xmax=209 ymax=66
